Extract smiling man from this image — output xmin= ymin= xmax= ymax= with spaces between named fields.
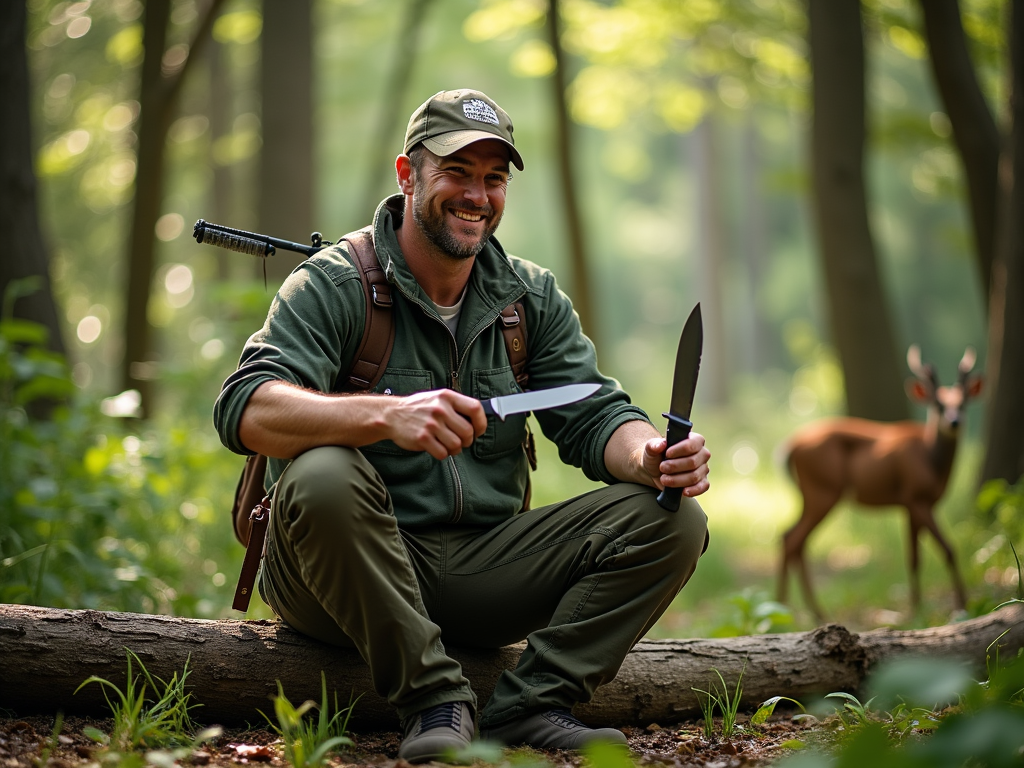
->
xmin=214 ymin=90 xmax=711 ymax=763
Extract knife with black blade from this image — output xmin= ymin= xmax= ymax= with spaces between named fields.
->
xmin=656 ymin=303 xmax=703 ymax=511
xmin=481 ymin=382 xmax=601 ymax=421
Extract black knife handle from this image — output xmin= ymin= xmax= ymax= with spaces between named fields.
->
xmin=656 ymin=412 xmax=693 ymax=512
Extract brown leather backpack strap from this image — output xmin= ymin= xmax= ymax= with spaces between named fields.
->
xmin=499 ymin=301 xmax=528 ymax=388
xmin=498 ymin=300 xmax=534 ymax=512
xmin=231 ymin=230 xmax=395 ymax=612
xmin=343 ymin=227 xmax=395 ymax=391
xmin=232 ymin=453 xmax=267 ymax=545
xmin=232 ymin=494 xmax=271 ymax=612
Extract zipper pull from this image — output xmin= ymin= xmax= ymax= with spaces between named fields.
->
xmin=450 ymin=371 xmax=460 ymax=391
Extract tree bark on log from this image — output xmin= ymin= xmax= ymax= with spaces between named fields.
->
xmin=2 ymin=603 xmax=1021 ymax=729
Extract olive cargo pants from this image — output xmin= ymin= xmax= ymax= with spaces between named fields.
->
xmin=259 ymin=446 xmax=708 ymax=727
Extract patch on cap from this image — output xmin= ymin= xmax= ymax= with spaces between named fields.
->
xmin=463 ymin=98 xmax=500 ymax=126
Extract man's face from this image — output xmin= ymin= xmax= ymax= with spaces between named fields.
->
xmin=410 ymin=139 xmax=510 ymax=260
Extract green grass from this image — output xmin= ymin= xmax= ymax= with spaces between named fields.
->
xmin=74 ymin=649 xmax=221 ymax=767
xmin=260 ymin=672 xmax=356 ymax=768
xmin=691 ymin=665 xmax=746 ymax=740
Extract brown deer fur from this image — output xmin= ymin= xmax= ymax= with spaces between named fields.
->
xmin=778 ymin=346 xmax=983 ymax=620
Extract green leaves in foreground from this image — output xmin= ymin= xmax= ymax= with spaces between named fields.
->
xmin=776 ymin=649 xmax=1024 ymax=768
xmin=261 ymin=672 xmax=356 ymax=768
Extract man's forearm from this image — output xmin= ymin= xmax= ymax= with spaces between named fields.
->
xmin=238 ymin=380 xmax=390 ymax=459
xmin=603 ymin=420 xmax=662 ymax=487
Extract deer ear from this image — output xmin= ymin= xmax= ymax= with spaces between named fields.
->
xmin=968 ymin=377 xmax=984 ymax=397
xmin=905 ymin=379 xmax=930 ymax=402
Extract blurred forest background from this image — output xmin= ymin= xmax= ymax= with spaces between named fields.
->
xmin=2 ymin=0 xmax=1023 ymax=636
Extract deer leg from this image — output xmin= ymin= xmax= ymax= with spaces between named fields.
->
xmin=779 ymin=490 xmax=838 ymax=622
xmin=916 ymin=506 xmax=969 ymax=611
xmin=907 ymin=515 xmax=923 ymax=613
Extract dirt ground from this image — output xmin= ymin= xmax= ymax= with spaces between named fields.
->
xmin=0 ymin=714 xmax=816 ymax=768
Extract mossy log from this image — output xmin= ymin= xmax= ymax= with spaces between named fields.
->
xmin=1 ymin=603 xmax=1021 ymax=729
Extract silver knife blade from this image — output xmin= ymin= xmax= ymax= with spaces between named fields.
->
xmin=667 ymin=303 xmax=703 ymax=420
xmin=483 ymin=382 xmax=602 ymax=421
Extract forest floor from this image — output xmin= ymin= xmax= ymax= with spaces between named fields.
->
xmin=0 ymin=714 xmax=819 ymax=768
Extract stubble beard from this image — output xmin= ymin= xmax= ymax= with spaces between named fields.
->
xmin=412 ymin=191 xmax=502 ymax=261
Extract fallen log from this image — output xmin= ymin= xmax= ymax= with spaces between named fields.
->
xmin=1 ymin=603 xmax=1021 ymax=729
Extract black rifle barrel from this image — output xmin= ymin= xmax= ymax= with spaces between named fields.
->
xmin=193 ymin=219 xmax=329 ymax=258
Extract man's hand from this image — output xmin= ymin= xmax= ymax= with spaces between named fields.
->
xmin=641 ymin=432 xmax=711 ymax=498
xmin=384 ymin=389 xmax=488 ymax=460
xmin=604 ymin=421 xmax=711 ymax=497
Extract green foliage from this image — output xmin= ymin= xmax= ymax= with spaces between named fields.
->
xmin=1 ymin=282 xmax=253 ymax=617
xmin=582 ymin=739 xmax=633 ymax=768
xmin=778 ymin=648 xmax=1024 ymax=767
xmin=751 ymin=695 xmax=805 ymax=728
xmin=260 ymin=672 xmax=356 ymax=768
xmin=711 ymin=588 xmax=795 ymax=637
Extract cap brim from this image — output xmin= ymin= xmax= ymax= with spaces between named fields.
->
xmin=421 ymin=130 xmax=525 ymax=171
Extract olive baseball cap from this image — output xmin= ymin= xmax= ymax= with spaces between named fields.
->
xmin=404 ymin=89 xmax=524 ymax=171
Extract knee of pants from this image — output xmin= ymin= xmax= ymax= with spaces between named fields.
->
xmin=634 ymin=488 xmax=709 ymax=574
xmin=274 ymin=445 xmax=392 ymax=539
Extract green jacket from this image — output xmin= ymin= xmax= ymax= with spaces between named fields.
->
xmin=214 ymin=196 xmax=651 ymax=528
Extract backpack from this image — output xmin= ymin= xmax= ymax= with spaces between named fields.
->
xmin=231 ymin=227 xmax=530 ymax=611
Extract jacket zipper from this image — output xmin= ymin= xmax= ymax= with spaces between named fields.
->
xmin=402 ymin=287 xmax=527 ymax=525
xmin=443 ymin=331 xmax=464 ymax=522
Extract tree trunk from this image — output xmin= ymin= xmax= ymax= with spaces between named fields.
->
xmin=918 ymin=0 xmax=1001 ymax=304
xmin=981 ymin=1 xmax=1024 ymax=486
xmin=691 ymin=115 xmax=729 ymax=406
xmin=807 ymin=0 xmax=908 ymax=421
xmin=741 ymin=113 xmax=769 ymax=374
xmin=258 ymin=0 xmax=314 ymax=284
xmin=547 ymin=0 xmax=598 ymax=350
xmin=359 ymin=0 xmax=437 ymax=220
xmin=1 ymin=602 xmax=1020 ymax=729
xmin=0 ymin=0 xmax=66 ymax=356
xmin=122 ymin=0 xmax=226 ymax=415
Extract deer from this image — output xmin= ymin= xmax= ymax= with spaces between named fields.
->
xmin=777 ymin=346 xmax=983 ymax=621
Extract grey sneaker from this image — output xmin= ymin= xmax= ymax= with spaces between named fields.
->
xmin=398 ymin=701 xmax=475 ymax=764
xmin=481 ymin=709 xmax=628 ymax=750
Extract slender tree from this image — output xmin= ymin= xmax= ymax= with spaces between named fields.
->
xmin=690 ymin=115 xmax=729 ymax=406
xmin=122 ymin=0 xmax=226 ymax=415
xmin=981 ymin=1 xmax=1024 ymax=486
xmin=258 ymin=0 xmax=314 ymax=283
xmin=0 ymin=0 xmax=65 ymax=354
xmin=918 ymin=0 xmax=1001 ymax=304
xmin=807 ymin=0 xmax=908 ymax=421
xmin=546 ymin=0 xmax=597 ymax=348
xmin=360 ymin=0 xmax=438 ymax=219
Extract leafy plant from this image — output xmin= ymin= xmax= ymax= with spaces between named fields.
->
xmin=777 ymin=644 xmax=1024 ymax=767
xmin=75 ymin=649 xmax=203 ymax=751
xmin=260 ymin=672 xmax=356 ymax=768
xmin=711 ymin=589 xmax=795 ymax=637
xmin=751 ymin=695 xmax=806 ymax=729
xmin=823 ymin=692 xmax=878 ymax=733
